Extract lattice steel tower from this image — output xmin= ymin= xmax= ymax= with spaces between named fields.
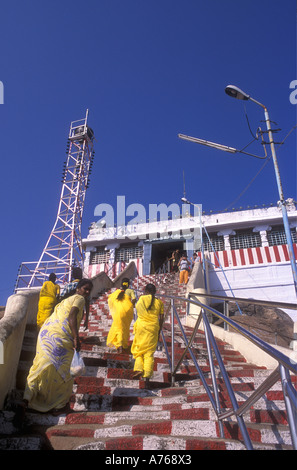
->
xmin=16 ymin=110 xmax=95 ymax=290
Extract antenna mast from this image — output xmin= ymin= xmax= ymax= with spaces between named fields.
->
xmin=183 ymin=170 xmax=186 ymax=199
xmin=15 ymin=110 xmax=95 ymax=290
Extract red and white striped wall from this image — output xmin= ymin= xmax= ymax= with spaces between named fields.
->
xmin=87 ymin=258 xmax=143 ymax=279
xmin=197 ymin=243 xmax=297 ymax=269
xmin=87 ymin=244 xmax=297 ymax=279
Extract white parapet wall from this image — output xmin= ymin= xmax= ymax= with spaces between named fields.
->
xmin=0 ymin=266 xmax=138 ymax=410
xmin=185 ymin=258 xmax=296 ymax=368
xmin=186 ymin=314 xmax=294 ymax=370
xmin=208 ymin=261 xmax=297 ymax=321
xmin=0 ymin=289 xmax=40 ymax=409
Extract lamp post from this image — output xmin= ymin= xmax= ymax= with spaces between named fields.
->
xmin=181 ymin=197 xmax=203 ymax=253
xmin=181 ymin=197 xmax=206 ymax=281
xmin=225 ymin=85 xmax=297 ymax=294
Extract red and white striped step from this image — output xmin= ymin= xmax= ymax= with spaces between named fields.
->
xmin=1 ymin=274 xmax=295 ymax=451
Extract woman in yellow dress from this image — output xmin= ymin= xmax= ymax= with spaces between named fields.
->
xmin=106 ymin=278 xmax=135 ymax=353
xmin=131 ymin=283 xmax=164 ymax=385
xmin=36 ymin=273 xmax=60 ymax=329
xmin=14 ymin=279 xmax=93 ymax=425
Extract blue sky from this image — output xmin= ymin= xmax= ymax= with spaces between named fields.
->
xmin=0 ymin=0 xmax=296 ymax=305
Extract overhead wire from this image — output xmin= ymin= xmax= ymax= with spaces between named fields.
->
xmin=223 ymin=155 xmax=272 ymax=211
xmin=223 ymin=105 xmax=297 ymax=211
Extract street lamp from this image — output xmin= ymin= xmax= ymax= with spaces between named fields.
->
xmin=225 ymin=85 xmax=266 ymax=108
xmin=178 ymin=133 xmax=267 ymax=159
xmin=178 ymin=85 xmax=297 ymax=295
xmin=224 ymin=85 xmax=297 ymax=294
xmin=181 ymin=197 xmax=206 ymax=285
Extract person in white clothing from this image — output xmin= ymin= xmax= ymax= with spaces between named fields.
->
xmin=178 ymin=253 xmax=190 ymax=284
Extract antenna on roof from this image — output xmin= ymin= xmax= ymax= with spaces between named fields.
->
xmin=14 ymin=109 xmax=95 ymax=291
xmin=183 ymin=170 xmax=186 ymax=199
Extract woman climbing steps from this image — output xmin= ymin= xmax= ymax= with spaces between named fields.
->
xmin=106 ymin=278 xmax=135 ymax=353
xmin=131 ymin=283 xmax=164 ymax=388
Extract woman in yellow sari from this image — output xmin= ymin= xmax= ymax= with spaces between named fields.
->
xmin=14 ymin=279 xmax=93 ymax=426
xmin=36 ymin=273 xmax=60 ymax=329
xmin=131 ymin=284 xmax=164 ymax=385
xmin=106 ymin=278 xmax=135 ymax=353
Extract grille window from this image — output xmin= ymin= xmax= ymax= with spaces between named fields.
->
xmin=267 ymin=226 xmax=297 ymax=246
xmin=115 ymin=245 xmax=143 ymax=262
xmin=90 ymin=248 xmax=110 ymax=265
xmin=202 ymin=235 xmax=224 ymax=252
xmin=230 ymin=230 xmax=261 ymax=250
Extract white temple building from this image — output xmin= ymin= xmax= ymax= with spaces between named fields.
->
xmin=83 ymin=199 xmax=297 ymax=320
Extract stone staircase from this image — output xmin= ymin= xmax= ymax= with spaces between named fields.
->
xmin=0 ymin=274 xmax=295 ymax=450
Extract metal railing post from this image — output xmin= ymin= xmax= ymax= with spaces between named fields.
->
xmin=279 ymin=364 xmax=297 ymax=450
xmin=203 ymin=309 xmax=225 ymax=438
xmin=202 ymin=311 xmax=254 ymax=450
xmin=224 ymin=300 xmax=229 ymax=331
xmin=171 ymin=298 xmax=175 ymax=386
xmin=134 ymin=285 xmax=297 ymax=450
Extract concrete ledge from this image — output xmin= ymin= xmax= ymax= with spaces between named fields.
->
xmin=89 ymin=262 xmax=138 ymax=297
xmin=113 ymin=262 xmax=138 ymax=288
xmin=90 ymin=272 xmax=114 ymax=298
xmin=293 ymin=322 xmax=297 ymax=351
xmin=186 ymin=314 xmax=292 ymax=370
xmin=0 ymin=289 xmax=39 ymax=409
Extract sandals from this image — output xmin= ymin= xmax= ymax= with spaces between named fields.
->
xmin=133 ymin=371 xmax=143 ymax=379
xmin=50 ymin=404 xmax=70 ymax=416
xmin=144 ymin=378 xmax=151 ymax=389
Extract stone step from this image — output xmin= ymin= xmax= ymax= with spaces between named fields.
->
xmin=1 ymin=273 xmax=295 ymax=450
xmin=43 ymin=416 xmax=293 ymax=450
xmin=0 ymin=435 xmax=47 ymax=451
xmin=0 ymin=389 xmax=290 ymax=439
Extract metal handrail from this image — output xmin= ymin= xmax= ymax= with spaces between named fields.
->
xmin=138 ymin=289 xmax=297 ymax=450
xmin=188 ymin=291 xmax=297 ymax=311
xmin=187 ymin=291 xmax=297 ymax=343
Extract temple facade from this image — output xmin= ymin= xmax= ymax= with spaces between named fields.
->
xmin=82 ymin=199 xmax=297 ymax=318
